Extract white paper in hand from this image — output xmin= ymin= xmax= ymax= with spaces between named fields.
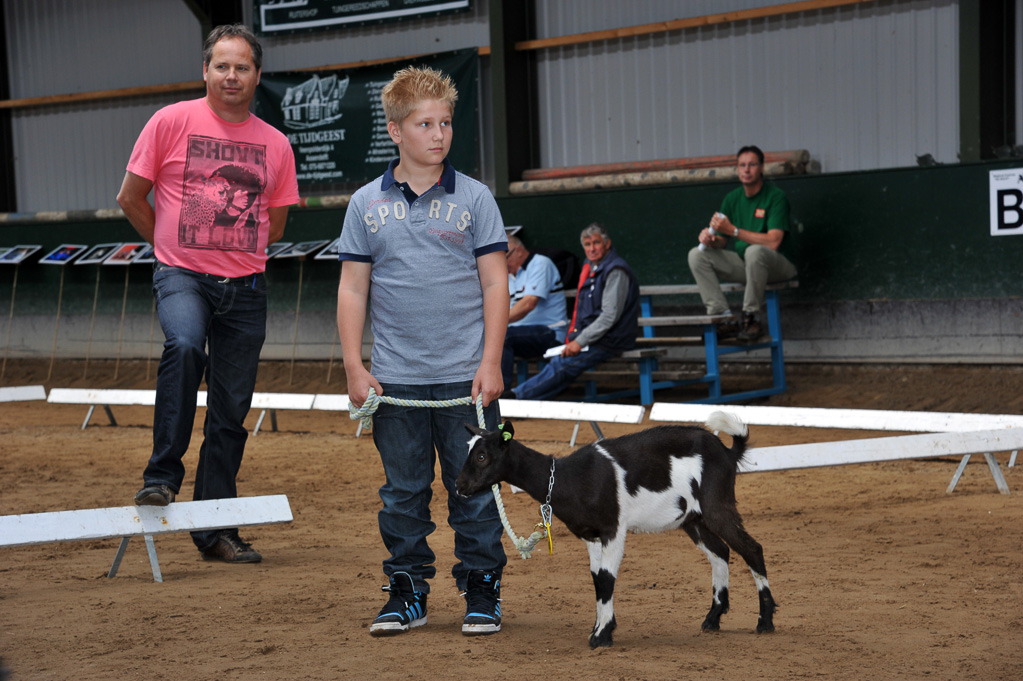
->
xmin=543 ymin=344 xmax=588 ymax=358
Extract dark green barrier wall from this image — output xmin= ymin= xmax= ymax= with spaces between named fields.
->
xmin=496 ymin=159 xmax=1023 ymax=302
xmin=1 ymin=159 xmax=1021 ymax=319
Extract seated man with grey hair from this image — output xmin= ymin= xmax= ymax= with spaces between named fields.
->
xmin=501 ymin=223 xmax=639 ymax=402
xmin=502 ymin=234 xmax=568 ymax=389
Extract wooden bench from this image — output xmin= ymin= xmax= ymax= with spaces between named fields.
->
xmin=650 ymin=403 xmax=1022 ymax=493
xmin=0 ymin=495 xmax=293 ymax=582
xmin=568 ymin=279 xmax=798 ymax=405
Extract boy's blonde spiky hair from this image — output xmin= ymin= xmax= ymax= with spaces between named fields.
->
xmin=381 ymin=66 xmax=458 ymax=126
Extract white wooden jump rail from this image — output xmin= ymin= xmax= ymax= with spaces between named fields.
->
xmin=0 ymin=385 xmax=47 ymax=402
xmin=500 ymin=398 xmax=646 ymax=445
xmin=343 ymin=397 xmax=645 ymax=446
xmin=46 ymin=388 xmax=645 ymax=446
xmin=47 ymin=388 xmax=331 ymax=436
xmin=47 ymin=388 xmax=189 ymax=430
xmin=649 ymin=403 xmax=1022 ymax=494
xmin=0 ymin=495 xmax=293 ymax=582
xmin=302 ymin=394 xmax=647 ymax=445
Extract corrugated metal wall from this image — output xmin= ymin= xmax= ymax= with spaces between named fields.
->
xmin=3 ymin=0 xmax=491 ymax=213
xmin=5 ymin=0 xmax=202 ymax=213
xmin=532 ymin=0 xmax=959 ymax=173
xmin=3 ymin=0 xmax=962 ymax=210
xmin=533 ymin=0 xmax=786 ymax=36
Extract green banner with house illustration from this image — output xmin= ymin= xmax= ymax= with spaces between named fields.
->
xmin=254 ymin=48 xmax=479 ymax=188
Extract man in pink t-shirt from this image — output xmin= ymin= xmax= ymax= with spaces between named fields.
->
xmin=116 ymin=23 xmax=299 ymax=565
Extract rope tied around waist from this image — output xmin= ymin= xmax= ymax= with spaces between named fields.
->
xmin=350 ymin=388 xmax=547 ymax=559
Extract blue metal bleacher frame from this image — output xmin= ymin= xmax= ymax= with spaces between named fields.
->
xmin=515 ymin=281 xmax=796 ymax=406
xmin=585 ymin=281 xmax=795 ymax=405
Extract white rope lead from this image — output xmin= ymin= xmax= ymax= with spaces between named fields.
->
xmin=350 ymin=388 xmax=547 ymax=559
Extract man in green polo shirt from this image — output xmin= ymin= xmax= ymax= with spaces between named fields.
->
xmin=688 ymin=145 xmax=797 ymax=342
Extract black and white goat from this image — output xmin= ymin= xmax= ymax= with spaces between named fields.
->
xmin=455 ymin=412 xmax=776 ymax=648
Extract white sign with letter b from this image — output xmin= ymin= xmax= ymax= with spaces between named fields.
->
xmin=989 ymin=168 xmax=1023 ymax=236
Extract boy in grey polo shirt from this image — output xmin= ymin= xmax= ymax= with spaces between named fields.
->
xmin=337 ymin=66 xmax=509 ymax=638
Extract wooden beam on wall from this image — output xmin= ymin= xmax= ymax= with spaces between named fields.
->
xmin=0 ymin=48 xmax=491 ymax=110
xmin=0 ymin=81 xmax=206 ymax=110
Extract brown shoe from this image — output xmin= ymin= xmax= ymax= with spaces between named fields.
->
xmin=736 ymin=313 xmax=763 ymax=342
xmin=201 ymin=532 xmax=263 ymax=563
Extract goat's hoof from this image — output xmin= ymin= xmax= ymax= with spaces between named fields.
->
xmin=589 ymin=622 xmax=615 ymax=648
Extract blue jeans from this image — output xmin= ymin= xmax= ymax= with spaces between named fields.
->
xmin=501 ymin=324 xmax=559 ymax=388
xmin=142 ymin=262 xmax=267 ymax=551
xmin=511 ymin=346 xmax=615 ymax=401
xmin=372 ymin=381 xmax=507 ymax=593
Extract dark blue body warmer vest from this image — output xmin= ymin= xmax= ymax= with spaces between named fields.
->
xmin=568 ymin=248 xmax=640 ymax=353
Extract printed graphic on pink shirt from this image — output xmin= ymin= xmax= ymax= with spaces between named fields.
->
xmin=178 ymin=135 xmax=266 ymax=252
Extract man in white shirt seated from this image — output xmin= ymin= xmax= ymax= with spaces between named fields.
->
xmin=501 ymin=234 xmax=568 ymax=389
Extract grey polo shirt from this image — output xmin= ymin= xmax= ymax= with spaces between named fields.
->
xmin=338 ymin=159 xmax=507 ymax=384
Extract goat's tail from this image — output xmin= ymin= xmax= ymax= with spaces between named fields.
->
xmin=705 ymin=410 xmax=749 ymax=465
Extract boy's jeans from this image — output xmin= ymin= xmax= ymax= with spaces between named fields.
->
xmin=142 ymin=262 xmax=267 ymax=551
xmin=372 ymin=380 xmax=507 ymax=593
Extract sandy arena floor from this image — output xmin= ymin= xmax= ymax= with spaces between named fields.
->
xmin=1 ymin=359 xmax=1021 ymax=680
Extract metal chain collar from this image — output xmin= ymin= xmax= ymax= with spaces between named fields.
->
xmin=540 ymin=457 xmax=555 ymax=554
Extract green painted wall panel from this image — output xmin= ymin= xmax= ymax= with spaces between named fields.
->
xmin=497 ymin=160 xmax=1023 ymax=301
xmin=1 ymin=160 xmax=1021 ymax=321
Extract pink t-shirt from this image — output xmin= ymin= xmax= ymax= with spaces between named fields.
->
xmin=127 ymin=98 xmax=300 ymax=277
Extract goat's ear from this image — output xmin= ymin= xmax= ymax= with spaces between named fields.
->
xmin=498 ymin=420 xmax=515 ymax=440
xmin=465 ymin=423 xmax=487 ymax=437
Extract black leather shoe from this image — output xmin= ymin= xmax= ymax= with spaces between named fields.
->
xmin=716 ymin=317 xmax=740 ymax=339
xmin=736 ymin=313 xmax=763 ymax=342
xmin=134 ymin=484 xmax=175 ymax=506
xmin=201 ymin=532 xmax=263 ymax=563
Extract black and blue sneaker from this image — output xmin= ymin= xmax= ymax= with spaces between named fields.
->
xmin=462 ymin=569 xmax=502 ymax=636
xmin=369 ymin=571 xmax=427 ymax=637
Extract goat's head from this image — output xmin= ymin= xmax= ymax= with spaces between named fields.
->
xmin=455 ymin=421 xmax=515 ymax=497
